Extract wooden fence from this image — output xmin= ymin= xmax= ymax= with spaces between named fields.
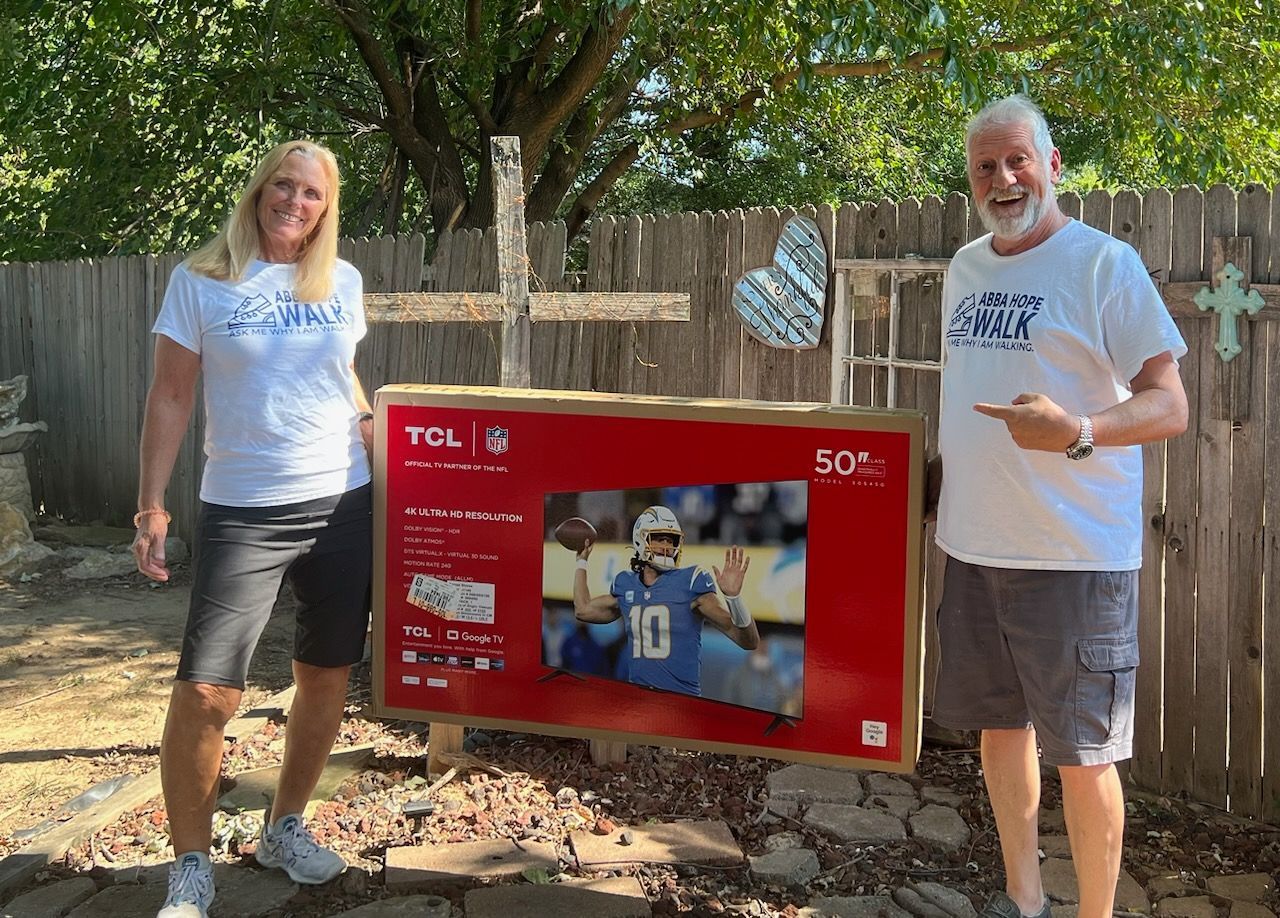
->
xmin=2 ymin=184 xmax=1278 ymax=820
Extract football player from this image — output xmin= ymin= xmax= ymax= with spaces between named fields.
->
xmin=573 ymin=505 xmax=759 ymax=696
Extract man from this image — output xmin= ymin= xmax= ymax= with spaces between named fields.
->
xmin=573 ymin=505 xmax=759 ymax=695
xmin=928 ymin=96 xmax=1187 ymax=918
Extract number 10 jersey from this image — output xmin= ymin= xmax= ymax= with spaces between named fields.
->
xmin=611 ymin=566 xmax=716 ymax=696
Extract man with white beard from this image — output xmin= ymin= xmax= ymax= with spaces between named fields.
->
xmin=925 ymin=96 xmax=1188 ymax=918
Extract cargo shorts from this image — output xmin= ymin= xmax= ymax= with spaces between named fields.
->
xmin=930 ymin=557 xmax=1139 ymax=766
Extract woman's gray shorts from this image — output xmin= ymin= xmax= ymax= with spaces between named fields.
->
xmin=930 ymin=556 xmax=1139 ymax=766
xmin=177 ymin=484 xmax=372 ymax=689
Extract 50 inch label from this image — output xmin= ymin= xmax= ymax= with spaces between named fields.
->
xmin=814 ymin=448 xmax=863 ymax=475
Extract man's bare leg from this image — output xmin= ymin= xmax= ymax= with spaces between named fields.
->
xmin=981 ymin=727 xmax=1046 ymax=914
xmin=1059 ymin=762 xmax=1124 ymax=918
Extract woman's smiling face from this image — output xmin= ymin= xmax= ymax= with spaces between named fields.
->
xmin=256 ymin=152 xmax=329 ymax=263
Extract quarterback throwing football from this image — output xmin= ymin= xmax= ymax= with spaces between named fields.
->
xmin=573 ymin=505 xmax=760 ymax=696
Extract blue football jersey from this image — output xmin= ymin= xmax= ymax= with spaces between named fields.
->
xmin=611 ymin=565 xmax=716 ymax=695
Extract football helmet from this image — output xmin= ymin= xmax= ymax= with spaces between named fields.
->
xmin=631 ymin=505 xmax=684 ymax=572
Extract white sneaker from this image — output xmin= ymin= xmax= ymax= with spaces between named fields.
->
xmin=157 ymin=850 xmax=215 ymax=917
xmin=255 ymin=813 xmax=346 ymax=884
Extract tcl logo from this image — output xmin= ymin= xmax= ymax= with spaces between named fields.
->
xmin=405 ymin=426 xmax=462 ymax=447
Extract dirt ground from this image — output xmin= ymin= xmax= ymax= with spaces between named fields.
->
xmin=0 ymin=561 xmax=295 ymax=843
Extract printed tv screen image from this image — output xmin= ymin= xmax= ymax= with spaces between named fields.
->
xmin=541 ymin=482 xmax=807 ymax=719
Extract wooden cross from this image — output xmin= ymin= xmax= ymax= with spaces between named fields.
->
xmin=366 ymin=137 xmax=690 ymax=771
xmin=363 ymin=136 xmax=690 ymax=387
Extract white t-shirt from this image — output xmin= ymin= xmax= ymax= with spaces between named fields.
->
xmin=153 ymin=260 xmax=372 ymax=506
xmin=936 ymin=220 xmax=1186 ymax=571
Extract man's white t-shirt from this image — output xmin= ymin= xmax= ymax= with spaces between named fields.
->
xmin=153 ymin=260 xmax=372 ymax=507
xmin=936 ymin=220 xmax=1186 ymax=571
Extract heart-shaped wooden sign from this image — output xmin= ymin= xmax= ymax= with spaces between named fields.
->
xmin=731 ymin=216 xmax=827 ymax=349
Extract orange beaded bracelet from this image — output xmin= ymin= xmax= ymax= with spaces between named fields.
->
xmin=133 ymin=509 xmax=172 ymax=528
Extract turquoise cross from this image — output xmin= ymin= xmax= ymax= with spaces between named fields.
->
xmin=1194 ymin=262 xmax=1264 ymax=363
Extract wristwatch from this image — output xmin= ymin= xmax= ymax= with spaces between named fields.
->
xmin=1066 ymin=415 xmax=1094 ymax=460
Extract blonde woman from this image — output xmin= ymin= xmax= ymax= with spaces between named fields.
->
xmin=132 ymin=140 xmax=373 ymax=918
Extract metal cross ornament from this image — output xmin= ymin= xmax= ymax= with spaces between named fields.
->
xmin=1194 ymin=261 xmax=1264 ymax=363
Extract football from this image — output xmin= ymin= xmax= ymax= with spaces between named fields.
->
xmin=554 ymin=517 xmax=598 ymax=552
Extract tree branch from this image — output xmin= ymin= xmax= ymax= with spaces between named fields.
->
xmin=564 ymin=140 xmax=640 ymax=239
xmin=465 ymin=0 xmax=482 ymax=43
xmin=328 ymin=0 xmax=411 ymax=123
xmin=661 ymin=35 xmax=1061 ymax=136
xmin=527 ymin=63 xmax=641 ymax=222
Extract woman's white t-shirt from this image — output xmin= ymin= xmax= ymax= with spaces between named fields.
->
xmin=936 ymin=221 xmax=1186 ymax=571
xmin=153 ymin=259 xmax=372 ymax=507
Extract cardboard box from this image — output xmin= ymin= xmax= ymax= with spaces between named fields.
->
xmin=373 ymin=385 xmax=926 ymax=771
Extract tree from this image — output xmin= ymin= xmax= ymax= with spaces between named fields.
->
xmin=3 ymin=0 xmax=1278 ymax=262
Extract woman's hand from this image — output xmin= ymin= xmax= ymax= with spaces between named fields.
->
xmin=132 ymin=514 xmax=171 ymax=582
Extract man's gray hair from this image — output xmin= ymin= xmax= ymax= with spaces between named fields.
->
xmin=965 ymin=95 xmax=1055 ymax=165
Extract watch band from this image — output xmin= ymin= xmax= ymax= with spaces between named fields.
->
xmin=1066 ymin=414 xmax=1094 ymax=460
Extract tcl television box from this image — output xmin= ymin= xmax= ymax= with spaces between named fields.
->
xmin=372 ymin=385 xmax=926 ymax=772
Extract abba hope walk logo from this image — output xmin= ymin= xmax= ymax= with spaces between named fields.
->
xmin=227 ymin=290 xmax=351 ymax=337
xmin=947 ymin=290 xmax=1044 ymax=353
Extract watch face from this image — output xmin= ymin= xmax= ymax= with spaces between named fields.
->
xmin=1069 ymin=442 xmax=1094 ymax=460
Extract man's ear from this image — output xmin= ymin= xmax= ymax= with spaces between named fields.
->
xmin=1049 ymin=148 xmax=1063 ymax=184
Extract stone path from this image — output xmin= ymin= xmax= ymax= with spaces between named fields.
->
xmin=3 ymin=762 xmax=1276 ymax=917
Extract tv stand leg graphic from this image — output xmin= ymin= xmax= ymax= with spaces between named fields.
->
xmin=763 ymin=714 xmax=798 ymax=737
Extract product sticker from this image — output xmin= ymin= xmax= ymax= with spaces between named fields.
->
xmin=407 ymin=575 xmax=497 ymax=624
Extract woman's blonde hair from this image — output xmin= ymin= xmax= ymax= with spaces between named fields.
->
xmin=186 ymin=140 xmax=341 ymax=302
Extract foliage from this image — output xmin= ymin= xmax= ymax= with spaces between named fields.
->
xmin=2 ymin=0 xmax=1277 ymax=261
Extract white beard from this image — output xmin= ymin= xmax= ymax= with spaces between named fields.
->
xmin=977 ymin=184 xmax=1045 ymax=240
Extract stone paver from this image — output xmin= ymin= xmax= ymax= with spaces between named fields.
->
xmin=66 ymin=885 xmax=157 ymax=918
xmin=2 ymin=877 xmax=98 ymax=917
xmin=1147 ymin=876 xmax=1200 ymax=899
xmin=800 ymin=895 xmax=912 ymax=918
xmin=385 ymin=838 xmax=557 ymax=888
xmin=920 ymin=787 xmax=964 ymax=807
xmin=868 ymin=795 xmax=920 ymax=820
xmin=911 ymin=882 xmax=977 ymax=918
xmin=464 ymin=877 xmax=650 ymax=918
xmin=331 ymin=894 xmax=453 ymax=917
xmin=212 ymin=866 xmax=298 ymax=916
xmin=65 ymin=865 xmax=296 ymax=918
xmin=764 ymin=831 xmax=806 ymax=852
xmin=1037 ymin=858 xmax=1146 ymax=912
xmin=749 ymin=848 xmax=820 ymax=886
xmin=1038 ymin=809 xmax=1066 ymax=832
xmin=1038 ymin=834 xmax=1072 ymax=858
xmin=768 ymin=765 xmax=864 ymax=807
xmin=571 ymin=819 xmax=743 ymax=868
xmin=893 ymin=886 xmax=951 ymax=918
xmin=1208 ymin=875 xmax=1275 ymax=902
xmin=908 ymin=805 xmax=969 ymax=851
xmin=865 ymin=774 xmax=915 ymax=797
xmin=804 ymin=804 xmax=907 ymax=844
xmin=1115 ymin=871 xmax=1151 ymax=913
xmin=1157 ymin=898 xmax=1218 ymax=918
xmin=1231 ymin=904 xmax=1278 ymax=918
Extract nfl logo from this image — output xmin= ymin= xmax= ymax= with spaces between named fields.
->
xmin=485 ymin=425 xmax=509 ymax=455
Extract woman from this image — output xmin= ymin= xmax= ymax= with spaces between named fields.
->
xmin=132 ymin=140 xmax=373 ymax=918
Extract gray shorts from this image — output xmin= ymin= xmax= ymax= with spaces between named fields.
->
xmin=177 ymin=485 xmax=372 ymax=689
xmin=931 ymin=556 xmax=1139 ymax=766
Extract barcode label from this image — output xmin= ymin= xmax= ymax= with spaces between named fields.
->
xmin=407 ymin=575 xmax=462 ymax=619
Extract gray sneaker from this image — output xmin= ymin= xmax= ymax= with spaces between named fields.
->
xmin=157 ymin=851 xmax=215 ymax=918
xmin=980 ymin=892 xmax=1051 ymax=918
xmin=255 ymin=813 xmax=346 ymax=884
